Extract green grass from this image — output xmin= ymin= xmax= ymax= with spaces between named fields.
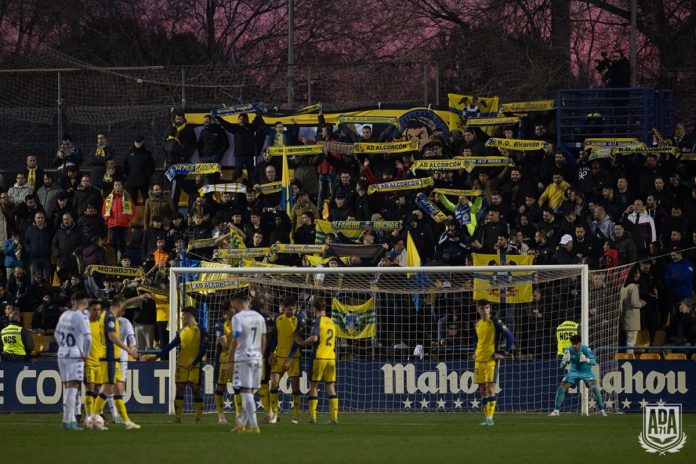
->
xmin=0 ymin=412 xmax=694 ymax=463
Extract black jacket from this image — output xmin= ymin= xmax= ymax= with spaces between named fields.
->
xmin=52 ymin=222 xmax=83 ymax=270
xmin=197 ymin=124 xmax=230 ymax=161
xmin=124 ymin=145 xmax=155 ymax=189
xmin=217 ymin=115 xmax=263 ymax=158
xmin=73 ymin=185 xmax=103 ymax=216
xmin=24 ymin=224 xmax=53 ymax=259
xmin=77 ymin=214 xmax=108 ymax=241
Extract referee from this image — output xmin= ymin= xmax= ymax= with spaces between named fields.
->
xmin=0 ymin=309 xmax=34 ymax=361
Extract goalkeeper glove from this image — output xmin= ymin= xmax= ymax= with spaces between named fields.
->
xmin=579 ymin=354 xmax=591 ymax=364
xmin=562 ymin=351 xmax=571 ymax=364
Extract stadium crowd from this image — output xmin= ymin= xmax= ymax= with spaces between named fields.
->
xmin=1 ymin=106 xmax=696 ymax=360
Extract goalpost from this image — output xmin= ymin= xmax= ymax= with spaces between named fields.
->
xmin=167 ymin=264 xmax=628 ymax=416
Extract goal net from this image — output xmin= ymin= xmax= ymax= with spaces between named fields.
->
xmin=167 ymin=264 xmax=628 ymax=416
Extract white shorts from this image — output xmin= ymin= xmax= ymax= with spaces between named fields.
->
xmin=120 ymin=360 xmax=128 ymax=382
xmin=58 ymin=357 xmax=84 ymax=383
xmin=233 ymin=359 xmax=262 ymax=390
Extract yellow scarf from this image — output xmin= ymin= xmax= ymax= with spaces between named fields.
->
xmin=103 ymin=191 xmax=133 ymax=217
xmin=95 ymin=146 xmax=106 ymax=157
xmin=27 ymin=168 xmax=36 ymax=188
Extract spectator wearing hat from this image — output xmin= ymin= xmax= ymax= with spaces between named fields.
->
xmin=167 ymin=213 xmax=187 ymax=248
xmin=141 ymin=216 xmax=167 ymax=265
xmin=35 ymin=172 xmax=63 ymax=219
xmin=51 ymin=191 xmax=75 ymax=231
xmin=268 ymin=211 xmax=291 ymax=244
xmin=290 ymin=190 xmax=320 ymax=232
xmin=143 ymin=182 xmax=176 ymax=229
xmin=77 ymin=203 xmax=107 ymax=243
xmin=86 ymin=132 xmax=117 ymax=187
xmin=73 ymin=173 xmax=103 ymax=216
xmin=328 ymin=193 xmax=353 ymax=222
xmin=124 ymin=135 xmax=155 ymax=203
xmin=553 ymin=234 xmax=579 ymax=265
xmin=102 ymin=179 xmax=136 ymax=262
xmin=24 ymin=210 xmax=53 ymax=281
xmin=405 ymin=212 xmax=435 ymax=261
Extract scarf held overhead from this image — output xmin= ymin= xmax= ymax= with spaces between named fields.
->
xmin=198 ymin=183 xmax=247 ymax=196
xmin=415 ymin=193 xmax=449 ymax=223
xmin=485 ymin=138 xmax=550 ymax=152
xmin=166 ymin=163 xmax=221 ymax=181
xmin=367 ymin=177 xmax=434 ymax=195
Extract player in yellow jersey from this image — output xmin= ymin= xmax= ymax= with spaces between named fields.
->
xmin=269 ymin=296 xmax=304 ymax=424
xmin=474 ymin=300 xmax=515 ymax=427
xmin=157 ymin=306 xmax=207 ymax=423
xmin=91 ymin=296 xmax=141 ymax=430
xmin=84 ymin=300 xmax=108 ymax=430
xmin=295 ymin=298 xmax=338 ymax=424
xmin=214 ymin=299 xmax=237 ymax=424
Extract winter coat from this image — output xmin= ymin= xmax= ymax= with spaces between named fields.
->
xmin=24 ymin=224 xmax=53 ymax=259
xmin=620 ymin=282 xmax=642 ymax=331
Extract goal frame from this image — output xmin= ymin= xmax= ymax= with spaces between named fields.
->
xmin=168 ymin=264 xmax=590 ymax=415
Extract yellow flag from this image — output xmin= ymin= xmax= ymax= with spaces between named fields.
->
xmin=406 ymin=231 xmax=421 ymax=268
xmin=472 ymin=253 xmax=533 ymax=303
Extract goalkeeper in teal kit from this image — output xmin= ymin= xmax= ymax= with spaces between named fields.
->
xmin=549 ymin=334 xmax=607 ymax=416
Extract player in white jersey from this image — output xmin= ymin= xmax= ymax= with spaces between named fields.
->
xmin=226 ymin=293 xmax=266 ymax=433
xmin=55 ymin=292 xmax=92 ymax=431
xmin=105 ymin=316 xmax=138 ymax=423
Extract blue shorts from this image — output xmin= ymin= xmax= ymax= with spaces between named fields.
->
xmin=563 ymin=371 xmax=595 ymax=387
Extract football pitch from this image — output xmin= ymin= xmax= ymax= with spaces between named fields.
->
xmin=1 ymin=413 xmax=694 ymax=463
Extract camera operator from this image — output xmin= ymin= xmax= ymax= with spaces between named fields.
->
xmin=601 ymin=50 xmax=631 ymax=88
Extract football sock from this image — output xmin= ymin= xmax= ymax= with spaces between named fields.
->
xmin=481 ymin=397 xmax=489 ymax=417
xmin=107 ymin=394 xmax=118 ymax=417
xmin=591 ymin=384 xmax=605 ymax=410
xmin=242 ymin=392 xmax=258 ymax=429
xmin=174 ymin=396 xmax=184 ymax=417
xmin=554 ymin=387 xmax=566 ymax=411
xmin=259 ymin=384 xmax=270 ymax=413
xmin=114 ymin=395 xmax=130 ymax=422
xmin=85 ymin=391 xmax=97 ymax=417
xmin=487 ymin=396 xmax=497 ymax=418
xmin=64 ymin=387 xmax=78 ymax=423
xmin=93 ymin=393 xmax=108 ymax=417
xmin=194 ymin=398 xmax=203 ymax=419
xmin=308 ymin=396 xmax=318 ymax=421
xmin=270 ymin=389 xmax=279 ymax=415
xmin=234 ymin=391 xmax=243 ymax=416
xmin=328 ymin=395 xmax=338 ymax=421
xmin=75 ymin=389 xmax=82 ymax=419
xmin=214 ymin=391 xmax=224 ymax=414
xmin=293 ymin=392 xmax=302 ymax=416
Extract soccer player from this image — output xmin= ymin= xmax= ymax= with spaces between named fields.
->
xmin=84 ymin=300 xmax=108 ymax=430
xmin=157 ymin=306 xmax=207 ymax=423
xmin=226 ymin=294 xmax=267 ymax=433
xmin=296 ymin=297 xmax=338 ymax=424
xmin=474 ymin=299 xmax=514 ymax=426
xmin=107 ymin=313 xmax=138 ymax=423
xmin=55 ymin=292 xmax=92 ymax=430
xmin=270 ymin=296 xmax=303 ymax=424
xmin=91 ymin=296 xmax=141 ymax=430
xmin=250 ymin=296 xmax=276 ymax=424
xmin=214 ymin=299 xmax=238 ymax=424
xmin=549 ymin=334 xmax=607 ymax=416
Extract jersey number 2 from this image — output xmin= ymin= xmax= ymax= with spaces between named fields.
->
xmin=325 ymin=329 xmax=334 ymax=347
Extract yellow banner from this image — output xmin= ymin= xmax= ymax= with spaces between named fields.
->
xmin=409 ymin=159 xmax=469 ymax=173
xmin=352 ymin=140 xmax=419 ymax=154
xmin=271 ymin=244 xmax=326 ymax=254
xmin=679 ymin=152 xmax=696 ymax=160
xmin=331 ymin=221 xmax=402 ymax=231
xmin=85 ymin=265 xmax=144 ymax=277
xmin=267 ymin=145 xmax=325 ymax=156
xmin=254 ymin=181 xmax=282 ymax=195
xmin=454 ymin=156 xmax=514 ymax=173
xmin=331 ymin=297 xmax=377 ymax=339
xmin=337 ymin=115 xmax=401 ymax=129
xmin=499 ymin=100 xmax=555 ymax=113
xmin=485 ymin=138 xmax=550 ymax=152
xmin=241 ymin=259 xmax=289 ymax=268
xmin=433 ymin=188 xmax=483 ymax=197
xmin=472 ymin=253 xmax=533 ymax=303
xmin=185 ymin=280 xmax=249 ymax=292
xmin=198 ymin=183 xmax=246 ymax=196
xmin=187 ymin=237 xmax=219 ymax=251
xmin=213 ymin=248 xmax=270 ymax=259
xmin=466 ymin=117 xmax=520 ymax=127
xmin=584 ymin=138 xmax=641 ymax=148
xmin=367 ymin=177 xmax=434 ymax=195
xmin=138 ymin=285 xmax=167 ymax=296
xmin=612 ymin=146 xmax=678 ymax=156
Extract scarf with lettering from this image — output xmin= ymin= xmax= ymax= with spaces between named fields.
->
xmin=103 ymin=190 xmax=133 ymax=217
xmin=165 ymin=163 xmax=221 ymax=181
xmin=415 ymin=193 xmax=448 ymax=223
xmin=367 ymin=177 xmax=434 ymax=195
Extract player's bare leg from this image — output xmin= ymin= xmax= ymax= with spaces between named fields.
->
xmin=326 ymin=382 xmax=338 ymax=424
xmin=61 ymin=380 xmax=83 ymax=431
xmin=550 ymin=382 xmax=572 ymax=416
xmin=290 ymin=376 xmax=301 ymax=424
xmin=308 ymin=381 xmax=320 ymax=424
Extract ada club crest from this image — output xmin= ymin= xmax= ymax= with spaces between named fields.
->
xmin=639 ymin=404 xmax=687 ymax=454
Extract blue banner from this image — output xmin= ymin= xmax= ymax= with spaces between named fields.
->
xmin=0 ymin=360 xmax=692 ymax=413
